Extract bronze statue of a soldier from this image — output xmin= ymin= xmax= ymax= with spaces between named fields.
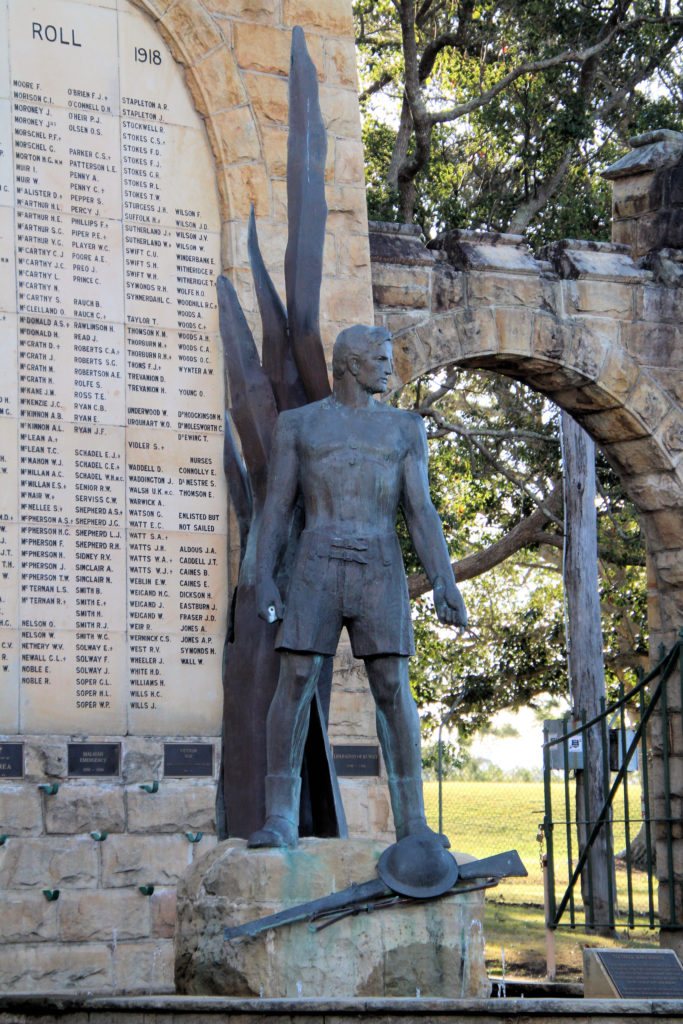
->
xmin=248 ymin=324 xmax=467 ymax=849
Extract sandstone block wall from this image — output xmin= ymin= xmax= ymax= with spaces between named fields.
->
xmin=0 ymin=736 xmax=218 ymax=993
xmin=130 ymin=0 xmax=375 ymax=354
xmin=0 ymin=0 xmax=382 ymax=996
xmin=0 ymin=731 xmax=391 ymax=994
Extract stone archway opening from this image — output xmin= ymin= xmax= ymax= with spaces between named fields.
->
xmin=371 ymin=215 xmax=683 ymax=947
xmin=393 ymin=357 xmax=647 ymax=701
xmin=371 ymin=222 xmax=682 ymax=652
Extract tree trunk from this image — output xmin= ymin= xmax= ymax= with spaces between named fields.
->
xmin=616 ymin=821 xmax=656 ymax=873
xmin=562 ymin=411 xmax=615 ymax=935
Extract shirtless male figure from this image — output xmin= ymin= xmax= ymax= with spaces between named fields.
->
xmin=248 ymin=324 xmax=467 ymax=848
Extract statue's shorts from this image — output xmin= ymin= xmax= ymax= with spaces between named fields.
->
xmin=276 ymin=529 xmax=415 ymax=658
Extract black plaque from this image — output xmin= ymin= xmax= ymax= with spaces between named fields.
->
xmin=598 ymin=949 xmax=683 ymax=998
xmin=0 ymin=743 xmax=23 ymax=778
xmin=333 ymin=745 xmax=380 ymax=777
xmin=164 ymin=743 xmax=214 ymax=777
xmin=68 ymin=743 xmax=120 ymax=777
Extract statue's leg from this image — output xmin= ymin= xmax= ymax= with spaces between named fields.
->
xmin=248 ymin=651 xmax=324 ymax=849
xmin=364 ymin=655 xmax=448 ymax=847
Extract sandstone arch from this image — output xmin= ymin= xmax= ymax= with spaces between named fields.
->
xmin=371 ymin=218 xmax=683 ymax=944
xmin=371 ymin=224 xmax=683 ymax=646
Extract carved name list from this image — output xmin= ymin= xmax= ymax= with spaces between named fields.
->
xmin=0 ymin=0 xmax=226 ymax=736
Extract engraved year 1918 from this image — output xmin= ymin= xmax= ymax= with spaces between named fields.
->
xmin=134 ymin=47 xmax=162 ymax=65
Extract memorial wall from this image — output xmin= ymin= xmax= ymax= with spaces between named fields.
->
xmin=0 ymin=0 xmax=227 ymax=740
xmin=0 ymin=0 xmax=389 ymax=994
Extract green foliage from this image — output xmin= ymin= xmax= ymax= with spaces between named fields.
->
xmin=396 ymin=368 xmax=647 ymax=734
xmin=356 ymin=0 xmax=683 ymax=235
xmin=362 ymin=117 xmax=402 ymax=223
xmin=420 ymin=738 xmax=462 ymax=778
xmin=411 ymin=563 xmax=567 ymax=737
xmin=524 ymin=160 xmax=614 ymax=247
xmin=357 ymin=2 xmax=660 ymax=738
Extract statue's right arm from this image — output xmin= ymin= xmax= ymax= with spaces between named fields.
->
xmin=256 ymin=412 xmax=299 ymax=622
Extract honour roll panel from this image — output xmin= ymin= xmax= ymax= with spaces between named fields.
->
xmin=0 ymin=0 xmax=226 ymax=736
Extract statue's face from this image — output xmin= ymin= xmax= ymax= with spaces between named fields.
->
xmin=351 ymin=340 xmax=393 ymax=394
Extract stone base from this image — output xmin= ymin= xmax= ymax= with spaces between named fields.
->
xmin=175 ymin=838 xmax=489 ymax=999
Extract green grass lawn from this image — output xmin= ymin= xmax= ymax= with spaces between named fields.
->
xmin=482 ymin=899 xmax=658 ymax=981
xmin=424 ymin=779 xmax=659 ymax=979
xmin=424 ymin=779 xmax=549 ymax=904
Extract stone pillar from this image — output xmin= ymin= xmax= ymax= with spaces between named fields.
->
xmin=604 ymin=132 xmax=683 ymax=952
xmin=603 ymin=129 xmax=683 ymax=260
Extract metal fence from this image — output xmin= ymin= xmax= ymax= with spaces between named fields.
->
xmin=424 ymin=778 xmax=548 ymax=905
xmin=541 ymin=632 xmax=683 ymax=933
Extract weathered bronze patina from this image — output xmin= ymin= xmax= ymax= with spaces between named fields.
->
xmin=224 ymin=842 xmax=527 ymax=941
xmin=218 ymin=28 xmax=343 ymax=841
xmin=248 ymin=325 xmax=468 ymax=850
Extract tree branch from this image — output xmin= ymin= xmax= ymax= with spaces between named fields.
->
xmin=418 ymin=33 xmax=462 ymax=81
xmin=419 ymin=405 xmax=564 ymax=525
xmin=359 ymin=71 xmax=395 ymax=103
xmin=388 ymin=97 xmax=415 ymax=189
xmin=407 ymin=481 xmax=565 ymax=598
xmin=499 ymin=20 xmax=683 ymax=235
xmin=417 ymin=0 xmax=476 ymax=82
xmin=411 ymin=365 xmax=461 ymax=408
xmin=393 ymin=0 xmax=435 ymax=215
xmin=427 ymin=16 xmax=683 ymax=125
xmin=507 ymin=146 xmax=575 ymax=233
xmin=590 ymin=23 xmax=683 ymax=123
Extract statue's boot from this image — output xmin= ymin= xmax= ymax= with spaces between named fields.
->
xmin=390 ymin=775 xmax=451 ymax=849
xmin=247 ymin=774 xmax=301 ymax=849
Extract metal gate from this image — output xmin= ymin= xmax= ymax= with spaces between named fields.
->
xmin=542 ymin=632 xmax=683 ymax=932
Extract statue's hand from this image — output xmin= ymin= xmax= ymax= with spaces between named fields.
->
xmin=433 ymin=576 xmax=467 ymax=628
xmin=257 ymin=578 xmax=284 ymax=624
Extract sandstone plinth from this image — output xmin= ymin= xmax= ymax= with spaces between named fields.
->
xmin=175 ymin=838 xmax=489 ymax=998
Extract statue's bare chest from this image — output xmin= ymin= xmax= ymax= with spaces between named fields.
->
xmin=297 ymin=409 xmax=408 ymax=476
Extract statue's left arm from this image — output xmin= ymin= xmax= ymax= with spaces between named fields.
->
xmin=401 ymin=414 xmax=468 ymax=628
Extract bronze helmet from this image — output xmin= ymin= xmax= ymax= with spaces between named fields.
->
xmin=377 ymin=835 xmax=459 ymax=898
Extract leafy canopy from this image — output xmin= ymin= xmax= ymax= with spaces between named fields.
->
xmin=356 ymin=0 xmax=683 ymax=235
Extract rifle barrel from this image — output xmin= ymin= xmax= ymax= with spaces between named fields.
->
xmin=224 ymin=877 xmax=388 ymax=940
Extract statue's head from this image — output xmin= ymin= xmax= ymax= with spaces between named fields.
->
xmin=332 ymin=325 xmax=393 ymax=393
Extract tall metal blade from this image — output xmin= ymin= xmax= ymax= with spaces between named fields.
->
xmin=457 ymin=850 xmax=528 ymax=880
xmin=248 ymin=206 xmax=306 ymax=412
xmin=224 ymin=877 xmax=388 ymax=941
xmin=217 ymin=273 xmax=278 ymax=508
xmin=284 ymin=25 xmax=331 ymax=403
xmin=223 ymin=411 xmax=252 ymax=563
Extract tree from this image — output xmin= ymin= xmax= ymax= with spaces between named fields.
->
xmin=355 ymin=0 xmax=683 ymax=234
xmin=357 ymin=1 xmax=658 ymax=912
xmin=391 ymin=367 xmax=647 ymax=736
xmin=355 ymin=2 xmax=658 ymax=732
